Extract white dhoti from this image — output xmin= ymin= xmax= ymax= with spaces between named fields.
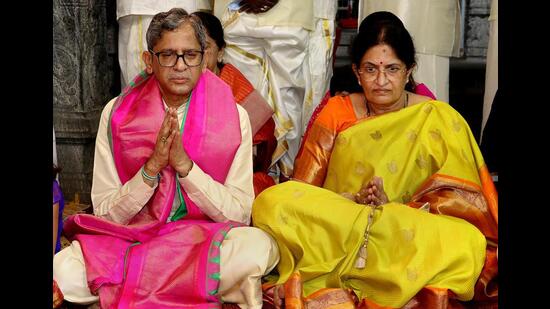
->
xmin=118 ymin=15 xmax=154 ymax=88
xmin=54 ymin=227 xmax=280 ymax=308
xmin=218 ymin=1 xmax=337 ymax=177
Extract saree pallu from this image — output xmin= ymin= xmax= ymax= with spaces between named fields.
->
xmin=294 ymin=88 xmax=436 ymax=188
xmin=253 ymin=181 xmax=486 ymax=308
xmin=64 ymin=70 xmax=242 ymax=308
xmin=219 ymin=63 xmax=275 ymax=140
xmin=323 ymin=101 xmax=497 ymax=305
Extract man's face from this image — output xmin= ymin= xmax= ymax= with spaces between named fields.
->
xmin=144 ymin=22 xmax=205 ymax=101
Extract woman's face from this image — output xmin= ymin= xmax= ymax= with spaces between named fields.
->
xmin=204 ymin=35 xmax=223 ymax=73
xmin=353 ymin=44 xmax=411 ymax=106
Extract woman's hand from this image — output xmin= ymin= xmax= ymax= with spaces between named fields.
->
xmin=355 ymin=176 xmax=389 ymax=206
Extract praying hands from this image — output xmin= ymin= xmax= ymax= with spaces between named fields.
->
xmin=355 ymin=176 xmax=389 ymax=206
xmin=144 ymin=107 xmax=193 ymax=184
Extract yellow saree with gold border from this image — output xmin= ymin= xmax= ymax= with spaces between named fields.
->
xmin=253 ymin=100 xmax=497 ymax=308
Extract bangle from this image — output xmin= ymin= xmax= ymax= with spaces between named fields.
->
xmin=141 ymin=166 xmax=160 ymax=182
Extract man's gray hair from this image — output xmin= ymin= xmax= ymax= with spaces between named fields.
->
xmin=146 ymin=8 xmax=207 ymax=52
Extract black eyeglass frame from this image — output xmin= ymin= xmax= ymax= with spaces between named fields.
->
xmin=149 ymin=49 xmax=205 ymax=67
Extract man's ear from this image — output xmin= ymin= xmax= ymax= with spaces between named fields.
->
xmin=142 ymin=51 xmax=154 ymax=74
xmin=201 ymin=59 xmax=208 ymax=73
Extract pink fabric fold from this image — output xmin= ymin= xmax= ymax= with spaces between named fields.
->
xmin=414 ymin=83 xmax=437 ymax=100
xmin=64 ymin=70 xmax=242 ymax=308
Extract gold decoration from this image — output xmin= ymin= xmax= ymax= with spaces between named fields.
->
xmin=355 ymin=161 xmax=367 ymax=176
xmin=452 ymin=120 xmax=462 ymax=132
xmin=292 ymin=189 xmax=305 ymax=199
xmin=402 ymin=191 xmax=412 ymax=203
xmin=407 ymin=268 xmax=419 ymax=281
xmin=401 ymin=229 xmax=415 ymax=242
xmin=387 ymin=160 xmax=398 ymax=174
xmin=429 ymin=129 xmax=442 ymax=141
xmin=461 ymin=149 xmax=470 ymax=162
xmin=278 ymin=214 xmax=289 ymax=225
xmin=370 ymin=130 xmax=382 ymax=140
xmin=423 ymin=105 xmax=433 ymax=114
xmin=336 ymin=135 xmax=348 ymax=146
xmin=415 ymin=154 xmax=428 ymax=169
xmin=407 ymin=130 xmax=418 ymax=142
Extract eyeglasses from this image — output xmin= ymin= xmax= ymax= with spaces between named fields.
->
xmin=150 ymin=49 xmax=204 ymax=67
xmin=358 ymin=65 xmax=407 ymax=81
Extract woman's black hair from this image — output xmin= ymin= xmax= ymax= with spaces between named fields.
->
xmin=191 ymin=11 xmax=226 ymax=70
xmin=351 ymin=11 xmax=417 ymax=91
xmin=191 ymin=11 xmax=226 ymax=49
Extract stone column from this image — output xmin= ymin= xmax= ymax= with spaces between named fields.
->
xmin=53 ymin=0 xmax=119 ymax=204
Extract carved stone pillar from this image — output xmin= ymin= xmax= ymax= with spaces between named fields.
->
xmin=465 ymin=0 xmax=490 ymax=57
xmin=53 ymin=0 xmax=119 ymax=204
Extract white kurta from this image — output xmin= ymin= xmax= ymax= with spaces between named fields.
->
xmin=54 ymin=97 xmax=279 ymax=308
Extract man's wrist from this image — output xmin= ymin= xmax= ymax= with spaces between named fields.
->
xmin=177 ymin=160 xmax=194 ymax=178
xmin=144 ymin=160 xmax=161 ymax=176
xmin=142 ymin=166 xmax=160 ymax=181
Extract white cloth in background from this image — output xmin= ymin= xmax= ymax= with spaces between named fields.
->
xmin=481 ymin=0 xmax=497 ymax=141
xmin=359 ymin=0 xmax=462 ymax=102
xmin=53 ymin=126 xmax=58 ymax=166
xmin=116 ymin=0 xmax=212 ymax=88
xmin=53 ymin=95 xmax=280 ymax=307
xmin=415 ymin=54 xmax=450 ymax=102
xmin=215 ymin=0 xmax=337 ymax=177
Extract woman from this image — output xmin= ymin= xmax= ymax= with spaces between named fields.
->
xmin=192 ymin=11 xmax=277 ymax=195
xmin=253 ymin=11 xmax=497 ymax=308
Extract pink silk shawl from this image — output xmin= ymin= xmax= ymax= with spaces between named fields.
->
xmin=63 ymin=70 xmax=242 ymax=308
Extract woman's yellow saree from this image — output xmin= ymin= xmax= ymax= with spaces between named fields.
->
xmin=254 ymin=99 xmax=498 ymax=308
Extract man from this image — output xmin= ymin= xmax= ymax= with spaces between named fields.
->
xmin=53 ymin=9 xmax=279 ymax=308
xmin=116 ymin=0 xmax=213 ymax=88
xmin=214 ymin=0 xmax=338 ymax=178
